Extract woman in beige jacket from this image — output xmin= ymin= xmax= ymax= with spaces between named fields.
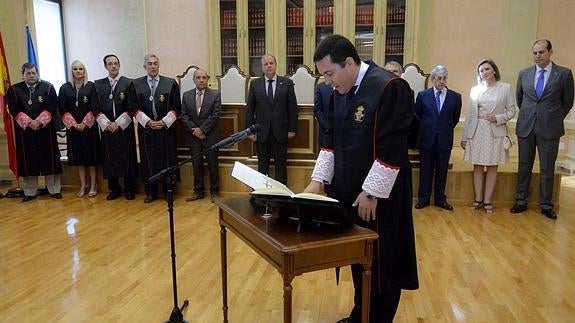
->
xmin=461 ymin=59 xmax=517 ymax=213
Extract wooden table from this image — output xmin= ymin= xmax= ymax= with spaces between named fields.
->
xmin=214 ymin=196 xmax=379 ymax=323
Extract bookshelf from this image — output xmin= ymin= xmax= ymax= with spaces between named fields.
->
xmin=211 ymin=0 xmax=407 ymax=78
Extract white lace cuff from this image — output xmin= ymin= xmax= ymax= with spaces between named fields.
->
xmin=115 ymin=112 xmax=132 ymax=130
xmin=311 ymin=148 xmax=335 ymax=184
xmin=97 ymin=113 xmax=111 ymax=131
xmin=135 ymin=110 xmax=151 ymax=127
xmin=161 ymin=110 xmax=177 ymax=128
xmin=361 ymin=160 xmax=400 ymax=199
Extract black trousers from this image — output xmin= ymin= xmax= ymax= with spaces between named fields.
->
xmin=108 ymin=176 xmax=136 ymax=194
xmin=256 ymin=133 xmax=288 ymax=184
xmin=418 ymin=144 xmax=452 ymax=204
xmin=349 ymin=263 xmax=401 ymax=323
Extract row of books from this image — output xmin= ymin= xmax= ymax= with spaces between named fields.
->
xmin=221 ymin=38 xmax=238 ymax=57
xmin=356 ymin=4 xmax=374 ymax=25
xmin=247 ymin=9 xmax=265 ymax=27
xmin=221 ymin=10 xmax=236 ymax=28
xmin=286 ymin=63 xmax=303 ymax=75
xmin=287 ymin=36 xmax=304 ymax=56
xmin=385 ymin=34 xmax=404 ymax=54
xmin=287 ymin=7 xmax=304 ymax=27
xmin=387 ymin=5 xmax=406 ymax=24
xmin=223 ymin=4 xmax=404 ymax=29
xmin=248 ymin=37 xmax=266 ymax=57
xmin=316 ymin=6 xmax=334 ymax=26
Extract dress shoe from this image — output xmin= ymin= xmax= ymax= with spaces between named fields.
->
xmin=125 ymin=192 xmax=135 ymax=200
xmin=22 ymin=195 xmax=37 ymax=202
xmin=510 ymin=203 xmax=527 ymax=213
xmin=541 ymin=208 xmax=557 ymax=219
xmin=144 ymin=195 xmax=157 ymax=203
xmin=414 ymin=201 xmax=429 ymax=209
xmin=185 ymin=193 xmax=204 ymax=202
xmin=210 ymin=192 xmax=220 ymax=202
xmin=106 ymin=191 xmax=122 ymax=201
xmin=435 ymin=201 xmax=454 ymax=211
xmin=50 ymin=193 xmax=63 ymax=199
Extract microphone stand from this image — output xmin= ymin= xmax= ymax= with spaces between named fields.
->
xmin=148 ymin=136 xmax=250 ymax=323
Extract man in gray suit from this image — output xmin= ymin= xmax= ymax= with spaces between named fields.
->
xmin=180 ymin=68 xmax=221 ymax=201
xmin=511 ymin=39 xmax=574 ymax=219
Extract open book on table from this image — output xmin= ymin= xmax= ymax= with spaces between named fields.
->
xmin=230 ymin=161 xmax=338 ymax=203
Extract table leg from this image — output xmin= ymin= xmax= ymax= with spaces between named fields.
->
xmin=283 ymin=277 xmax=293 ymax=322
xmin=220 ymin=224 xmax=228 ymax=323
xmin=361 ymin=263 xmax=372 ymax=323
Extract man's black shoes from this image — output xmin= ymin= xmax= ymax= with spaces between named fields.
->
xmin=541 ymin=208 xmax=557 ymax=219
xmin=435 ymin=201 xmax=454 ymax=211
xmin=414 ymin=201 xmax=429 ymax=209
xmin=510 ymin=203 xmax=527 ymax=213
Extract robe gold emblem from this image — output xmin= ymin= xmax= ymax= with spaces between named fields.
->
xmin=354 ymin=105 xmax=365 ymax=123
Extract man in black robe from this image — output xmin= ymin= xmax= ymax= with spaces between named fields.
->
xmin=128 ymin=54 xmax=181 ymax=203
xmin=94 ymin=54 xmax=138 ymax=200
xmin=304 ymin=35 xmax=418 ymax=323
xmin=6 ymin=63 xmax=63 ymax=201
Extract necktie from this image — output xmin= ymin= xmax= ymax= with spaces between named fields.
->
xmin=150 ymin=79 xmax=158 ymax=119
xmin=110 ymin=79 xmax=117 ymax=118
xmin=536 ymin=69 xmax=545 ymax=98
xmin=435 ymin=90 xmax=441 ymax=113
xmin=267 ymin=79 xmax=274 ymax=103
xmin=196 ymin=91 xmax=203 ymax=114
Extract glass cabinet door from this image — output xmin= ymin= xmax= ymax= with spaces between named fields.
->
xmin=247 ymin=0 xmax=265 ymax=76
xmin=355 ymin=0 xmax=374 ymax=61
xmin=220 ymin=0 xmax=238 ymax=73
xmin=286 ymin=0 xmax=304 ymax=75
xmin=316 ymin=0 xmax=334 ymax=47
xmin=384 ymin=0 xmax=406 ymax=64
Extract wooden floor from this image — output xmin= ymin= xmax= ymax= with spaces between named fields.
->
xmin=1 ymin=176 xmax=574 ymax=323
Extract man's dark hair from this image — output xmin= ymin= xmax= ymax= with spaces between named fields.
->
xmin=103 ymin=54 xmax=120 ymax=66
xmin=313 ymin=34 xmax=361 ymax=68
xmin=533 ymin=39 xmax=552 ymax=51
xmin=21 ymin=62 xmax=37 ymax=74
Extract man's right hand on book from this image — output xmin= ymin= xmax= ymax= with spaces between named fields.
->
xmin=303 ymin=181 xmax=321 ymax=194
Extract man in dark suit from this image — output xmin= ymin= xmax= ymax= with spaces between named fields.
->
xmin=94 ymin=54 xmax=138 ymax=201
xmin=414 ymin=65 xmax=461 ymax=210
xmin=128 ymin=54 xmax=181 ymax=203
xmin=180 ymin=68 xmax=221 ymax=202
xmin=511 ymin=39 xmax=574 ymax=219
xmin=246 ymin=54 xmax=298 ymax=184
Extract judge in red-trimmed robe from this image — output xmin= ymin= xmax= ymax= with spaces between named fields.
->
xmin=305 ymin=35 xmax=418 ymax=323
xmin=6 ymin=63 xmax=62 ymax=201
xmin=59 ymin=60 xmax=101 ymax=198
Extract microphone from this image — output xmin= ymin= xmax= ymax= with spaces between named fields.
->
xmin=210 ymin=124 xmax=260 ymax=149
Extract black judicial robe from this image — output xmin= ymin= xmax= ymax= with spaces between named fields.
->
xmin=94 ymin=76 xmax=137 ymax=179
xmin=327 ymin=62 xmax=419 ymax=291
xmin=128 ymin=75 xmax=181 ymax=180
xmin=6 ymin=81 xmax=62 ymax=176
xmin=58 ymin=81 xmax=101 ymax=166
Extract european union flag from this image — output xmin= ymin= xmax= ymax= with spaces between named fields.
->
xmin=25 ymin=25 xmax=38 ymax=68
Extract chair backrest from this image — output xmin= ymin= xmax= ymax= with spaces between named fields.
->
xmin=217 ymin=65 xmax=249 ymax=105
xmin=176 ymin=65 xmax=198 ymax=99
xmin=288 ymin=65 xmax=319 ymax=105
xmin=401 ymin=63 xmax=430 ymax=99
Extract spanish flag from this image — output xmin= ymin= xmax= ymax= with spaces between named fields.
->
xmin=0 ymin=31 xmax=18 ymax=178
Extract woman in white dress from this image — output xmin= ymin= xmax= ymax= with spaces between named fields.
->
xmin=461 ymin=59 xmax=517 ymax=213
